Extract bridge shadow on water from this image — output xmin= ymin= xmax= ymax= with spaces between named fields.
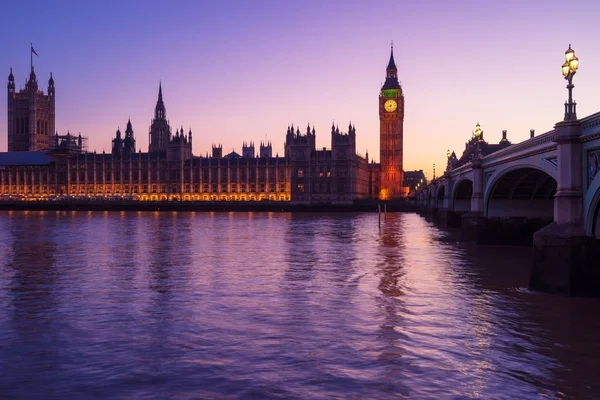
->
xmin=425 ymin=218 xmax=600 ymax=399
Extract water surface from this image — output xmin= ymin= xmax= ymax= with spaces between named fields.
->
xmin=0 ymin=211 xmax=599 ymax=399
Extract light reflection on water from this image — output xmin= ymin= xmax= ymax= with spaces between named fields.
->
xmin=0 ymin=211 xmax=599 ymax=399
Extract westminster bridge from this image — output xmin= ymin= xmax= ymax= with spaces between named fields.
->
xmin=414 ymin=45 xmax=600 ymax=296
xmin=415 ymin=109 xmax=600 ymax=296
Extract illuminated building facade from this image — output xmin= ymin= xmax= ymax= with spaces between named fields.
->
xmin=378 ymin=45 xmax=408 ymax=199
xmin=2 ymin=48 xmax=409 ymax=203
xmin=1 ymin=80 xmax=292 ymax=202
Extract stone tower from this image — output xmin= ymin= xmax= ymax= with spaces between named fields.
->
xmin=148 ymin=82 xmax=171 ymax=153
xmin=379 ymin=45 xmax=405 ymax=199
xmin=260 ymin=141 xmax=272 ymax=158
xmin=7 ymin=67 xmax=55 ymax=151
xmin=123 ymin=118 xmax=136 ymax=156
xmin=242 ymin=141 xmax=255 ymax=158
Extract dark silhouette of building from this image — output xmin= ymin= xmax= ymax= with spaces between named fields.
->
xmin=286 ymin=123 xmax=370 ymax=204
xmin=148 ymin=82 xmax=170 ymax=154
xmin=403 ymin=170 xmax=426 ymax=195
xmin=7 ymin=66 xmax=55 ymax=151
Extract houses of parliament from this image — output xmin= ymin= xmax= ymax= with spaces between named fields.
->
xmin=1 ymin=48 xmax=421 ymax=204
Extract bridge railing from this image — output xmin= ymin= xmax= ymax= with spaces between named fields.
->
xmin=581 ymin=111 xmax=600 ymax=138
xmin=482 ymin=130 xmax=556 ymax=166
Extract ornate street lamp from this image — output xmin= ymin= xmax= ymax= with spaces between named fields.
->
xmin=562 ymin=44 xmax=579 ymax=120
xmin=474 ymin=122 xmax=483 ymax=159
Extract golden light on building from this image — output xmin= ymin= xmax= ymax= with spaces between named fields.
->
xmin=379 ymin=188 xmax=390 ymax=200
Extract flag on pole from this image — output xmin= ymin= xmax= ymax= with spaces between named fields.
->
xmin=31 ymin=45 xmax=38 ymax=57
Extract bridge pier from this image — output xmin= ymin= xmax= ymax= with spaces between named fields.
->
xmin=436 ymin=173 xmax=460 ymax=229
xmin=531 ymin=120 xmax=600 ymax=296
xmin=531 ymin=225 xmax=600 ymax=296
xmin=461 ymin=158 xmax=485 ymax=241
xmin=463 ymin=216 xmax=552 ymax=245
xmin=426 ymin=183 xmax=438 ymax=222
xmin=417 ymin=193 xmax=428 ymax=217
xmin=437 ymin=209 xmax=463 ymax=229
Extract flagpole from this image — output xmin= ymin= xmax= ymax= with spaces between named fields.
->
xmin=30 ymin=42 xmax=32 ymax=71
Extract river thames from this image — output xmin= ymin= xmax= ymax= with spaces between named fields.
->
xmin=0 ymin=211 xmax=599 ymax=399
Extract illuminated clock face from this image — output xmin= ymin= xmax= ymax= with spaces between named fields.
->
xmin=384 ymin=99 xmax=397 ymax=112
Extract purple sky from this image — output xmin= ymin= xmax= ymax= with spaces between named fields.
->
xmin=1 ymin=0 xmax=599 ymax=179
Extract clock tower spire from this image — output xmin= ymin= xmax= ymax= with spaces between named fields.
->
xmin=379 ymin=43 xmax=406 ymax=199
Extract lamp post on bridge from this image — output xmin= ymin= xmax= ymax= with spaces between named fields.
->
xmin=529 ymin=43 xmax=599 ymax=296
xmin=474 ymin=123 xmax=483 ymax=159
xmin=562 ymin=44 xmax=579 ymax=121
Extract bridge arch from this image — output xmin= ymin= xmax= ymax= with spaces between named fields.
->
xmin=585 ymin=176 xmax=600 ymax=237
xmin=485 ymin=166 xmax=556 ymax=218
xmin=436 ymin=184 xmax=445 ymax=208
xmin=452 ymin=178 xmax=472 ymax=212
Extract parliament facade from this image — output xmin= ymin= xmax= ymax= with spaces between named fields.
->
xmin=1 ymin=48 xmax=410 ymax=204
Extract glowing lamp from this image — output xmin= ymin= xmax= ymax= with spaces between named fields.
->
xmin=565 ymin=45 xmax=574 ymax=62
xmin=569 ymin=55 xmax=579 ymax=72
xmin=474 ymin=123 xmax=482 ymax=139
xmin=562 ymin=44 xmax=579 ymax=121
xmin=447 ymin=149 xmax=451 ymax=159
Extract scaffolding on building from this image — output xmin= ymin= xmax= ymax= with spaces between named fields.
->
xmin=49 ymin=132 xmax=89 ymax=154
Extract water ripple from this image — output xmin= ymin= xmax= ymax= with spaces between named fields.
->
xmin=0 ymin=211 xmax=599 ymax=399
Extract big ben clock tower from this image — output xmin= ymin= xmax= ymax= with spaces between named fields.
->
xmin=379 ymin=44 xmax=405 ymax=199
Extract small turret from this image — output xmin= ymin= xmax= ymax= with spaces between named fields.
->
xmin=242 ymin=141 xmax=255 ymax=158
xmin=260 ymin=140 xmax=272 ymax=158
xmin=48 ymin=72 xmax=55 ymax=98
xmin=154 ymin=81 xmax=166 ymax=120
xmin=123 ymin=119 xmax=136 ymax=155
xmin=212 ymin=144 xmax=223 ymax=158
xmin=7 ymin=68 xmax=15 ymax=92
xmin=26 ymin=66 xmax=38 ymax=91
xmin=112 ymin=127 xmax=124 ymax=156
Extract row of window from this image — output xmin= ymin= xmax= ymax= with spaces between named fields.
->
xmin=297 ymin=169 xmax=333 ymax=178
xmin=1 ymin=183 xmax=288 ymax=195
